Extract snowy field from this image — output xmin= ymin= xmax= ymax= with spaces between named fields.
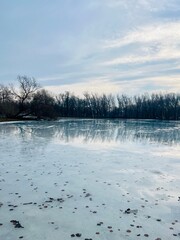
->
xmin=0 ymin=119 xmax=180 ymax=240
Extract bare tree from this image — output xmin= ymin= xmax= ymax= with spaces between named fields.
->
xmin=0 ymin=84 xmax=12 ymax=103
xmin=10 ymin=75 xmax=40 ymax=117
xmin=31 ymin=89 xmax=56 ymax=119
xmin=11 ymin=75 xmax=40 ymax=104
xmin=84 ymin=92 xmax=94 ymax=118
xmin=0 ymin=84 xmax=18 ymax=117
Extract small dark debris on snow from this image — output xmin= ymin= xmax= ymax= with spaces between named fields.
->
xmin=10 ymin=220 xmax=24 ymax=228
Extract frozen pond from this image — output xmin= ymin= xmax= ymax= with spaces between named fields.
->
xmin=0 ymin=119 xmax=180 ymax=240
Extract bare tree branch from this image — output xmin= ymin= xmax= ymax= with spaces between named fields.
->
xmin=11 ymin=75 xmax=40 ymax=104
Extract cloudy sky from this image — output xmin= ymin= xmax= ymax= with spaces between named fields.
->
xmin=0 ymin=0 xmax=180 ymax=95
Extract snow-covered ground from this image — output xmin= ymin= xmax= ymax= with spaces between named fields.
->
xmin=0 ymin=119 xmax=180 ymax=240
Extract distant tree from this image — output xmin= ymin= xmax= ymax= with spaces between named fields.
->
xmin=83 ymin=92 xmax=94 ymax=118
xmin=10 ymin=75 xmax=40 ymax=116
xmin=0 ymin=76 xmax=179 ymax=120
xmin=31 ymin=89 xmax=56 ymax=119
xmin=0 ymin=84 xmax=12 ymax=103
xmin=11 ymin=75 xmax=39 ymax=103
xmin=0 ymin=84 xmax=19 ymax=117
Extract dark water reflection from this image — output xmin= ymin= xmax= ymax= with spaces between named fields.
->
xmin=0 ymin=119 xmax=179 ymax=146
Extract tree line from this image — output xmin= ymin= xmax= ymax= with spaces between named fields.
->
xmin=0 ymin=75 xmax=179 ymax=120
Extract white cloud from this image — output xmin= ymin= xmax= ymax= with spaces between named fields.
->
xmin=102 ymin=21 xmax=180 ymax=66
xmin=104 ymin=21 xmax=180 ymax=49
xmin=91 ymin=0 xmax=179 ymax=11
xmin=2 ymin=0 xmax=179 ymax=96
xmin=44 ymin=78 xmax=120 ymax=96
xmin=44 ymin=74 xmax=180 ymax=97
xmin=103 ymin=48 xmax=180 ymax=65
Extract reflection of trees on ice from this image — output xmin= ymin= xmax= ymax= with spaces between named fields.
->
xmin=0 ymin=119 xmax=179 ymax=145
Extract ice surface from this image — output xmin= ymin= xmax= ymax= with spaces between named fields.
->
xmin=0 ymin=119 xmax=180 ymax=240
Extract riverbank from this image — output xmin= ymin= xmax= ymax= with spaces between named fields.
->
xmin=0 ymin=118 xmax=21 ymax=122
